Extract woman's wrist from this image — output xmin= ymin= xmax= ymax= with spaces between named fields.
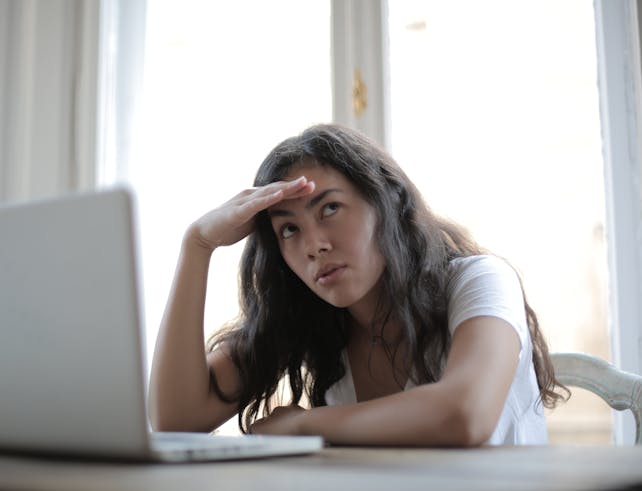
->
xmin=297 ymin=405 xmax=338 ymax=439
xmin=183 ymin=224 xmax=217 ymax=257
xmin=295 ymin=408 xmax=313 ymax=436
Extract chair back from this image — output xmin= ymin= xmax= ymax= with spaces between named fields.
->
xmin=551 ymin=352 xmax=642 ymax=444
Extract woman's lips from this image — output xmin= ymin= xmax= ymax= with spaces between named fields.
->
xmin=316 ymin=265 xmax=346 ymax=286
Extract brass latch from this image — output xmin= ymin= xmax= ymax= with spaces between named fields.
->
xmin=352 ymin=69 xmax=367 ymax=118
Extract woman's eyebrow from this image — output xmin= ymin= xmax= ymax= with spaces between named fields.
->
xmin=305 ymin=188 xmax=342 ymax=209
xmin=268 ymin=188 xmax=343 ymax=217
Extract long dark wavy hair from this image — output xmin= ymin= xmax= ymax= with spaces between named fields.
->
xmin=207 ymin=123 xmax=567 ymax=433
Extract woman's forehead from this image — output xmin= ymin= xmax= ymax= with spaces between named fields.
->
xmin=267 ymin=166 xmax=363 ymax=215
xmin=279 ymin=159 xmax=324 ymax=180
xmin=274 ymin=162 xmax=352 ymax=190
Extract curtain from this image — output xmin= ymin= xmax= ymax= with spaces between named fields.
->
xmin=0 ymin=0 xmax=102 ymax=203
xmin=0 ymin=0 xmax=146 ymax=203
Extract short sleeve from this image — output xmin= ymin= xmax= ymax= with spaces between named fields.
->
xmin=447 ymin=255 xmax=528 ymax=351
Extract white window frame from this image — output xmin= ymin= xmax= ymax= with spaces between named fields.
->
xmin=95 ymin=0 xmax=147 ymax=186
xmin=594 ymin=0 xmax=642 ymax=444
xmin=331 ymin=0 xmax=390 ymax=149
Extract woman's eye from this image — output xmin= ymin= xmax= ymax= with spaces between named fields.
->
xmin=321 ymin=203 xmax=340 ymax=217
xmin=280 ymin=224 xmax=298 ymax=239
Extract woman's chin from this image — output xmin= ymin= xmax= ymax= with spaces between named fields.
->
xmin=316 ymin=294 xmax=357 ymax=309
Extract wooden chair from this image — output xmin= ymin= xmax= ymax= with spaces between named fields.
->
xmin=551 ymin=352 xmax=642 ymax=444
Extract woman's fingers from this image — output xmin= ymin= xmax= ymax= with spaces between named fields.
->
xmin=190 ymin=176 xmax=316 ymax=250
xmin=235 ymin=177 xmax=315 ymax=219
xmin=243 ymin=176 xmax=313 ymax=203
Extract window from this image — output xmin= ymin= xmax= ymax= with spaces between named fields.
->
xmin=121 ymin=0 xmax=331 ymax=368
xmin=388 ymin=0 xmax=610 ymax=442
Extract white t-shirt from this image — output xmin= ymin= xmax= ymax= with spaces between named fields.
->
xmin=324 ymin=255 xmax=548 ymax=445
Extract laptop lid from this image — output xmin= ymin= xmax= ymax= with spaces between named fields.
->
xmin=0 ymin=188 xmax=324 ymax=462
xmin=0 ymin=188 xmax=151 ymax=458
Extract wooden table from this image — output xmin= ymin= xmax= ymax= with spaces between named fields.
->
xmin=1 ymin=445 xmax=641 ymax=491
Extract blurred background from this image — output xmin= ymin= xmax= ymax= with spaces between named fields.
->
xmin=2 ymin=0 xmax=636 ymax=443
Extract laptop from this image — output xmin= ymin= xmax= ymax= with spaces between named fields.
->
xmin=0 ymin=188 xmax=323 ymax=462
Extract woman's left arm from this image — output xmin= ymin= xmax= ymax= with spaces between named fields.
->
xmin=250 ymin=315 xmax=520 ymax=447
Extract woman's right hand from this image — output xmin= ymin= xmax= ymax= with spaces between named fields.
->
xmin=186 ymin=176 xmax=315 ymax=252
xmin=149 ymin=175 xmax=315 ymax=432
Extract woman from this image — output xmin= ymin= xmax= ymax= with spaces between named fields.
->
xmin=149 ymin=123 xmax=566 ymax=446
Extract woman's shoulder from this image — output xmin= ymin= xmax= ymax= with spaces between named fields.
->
xmin=446 ymin=254 xmax=522 ymax=300
xmin=448 ymin=254 xmax=517 ymax=282
xmin=445 ymin=254 xmax=527 ymax=339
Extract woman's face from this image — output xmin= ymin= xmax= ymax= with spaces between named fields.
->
xmin=268 ymin=163 xmax=386 ymax=318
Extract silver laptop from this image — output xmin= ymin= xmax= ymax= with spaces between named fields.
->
xmin=0 ymin=188 xmax=323 ymax=462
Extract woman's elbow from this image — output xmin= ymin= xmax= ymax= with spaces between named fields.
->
xmin=147 ymin=399 xmax=194 ymax=432
xmin=149 ymin=411 xmax=208 ymax=433
xmin=445 ymin=402 xmax=496 ymax=447
xmin=148 ymin=406 xmax=178 ymax=432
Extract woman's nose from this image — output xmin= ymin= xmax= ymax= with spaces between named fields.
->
xmin=304 ymin=229 xmax=332 ymax=258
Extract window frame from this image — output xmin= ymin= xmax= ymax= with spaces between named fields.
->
xmin=594 ymin=0 xmax=642 ymax=444
xmin=331 ymin=0 xmax=390 ymax=149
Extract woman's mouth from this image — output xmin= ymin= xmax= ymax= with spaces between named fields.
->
xmin=316 ymin=265 xmax=346 ymax=286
